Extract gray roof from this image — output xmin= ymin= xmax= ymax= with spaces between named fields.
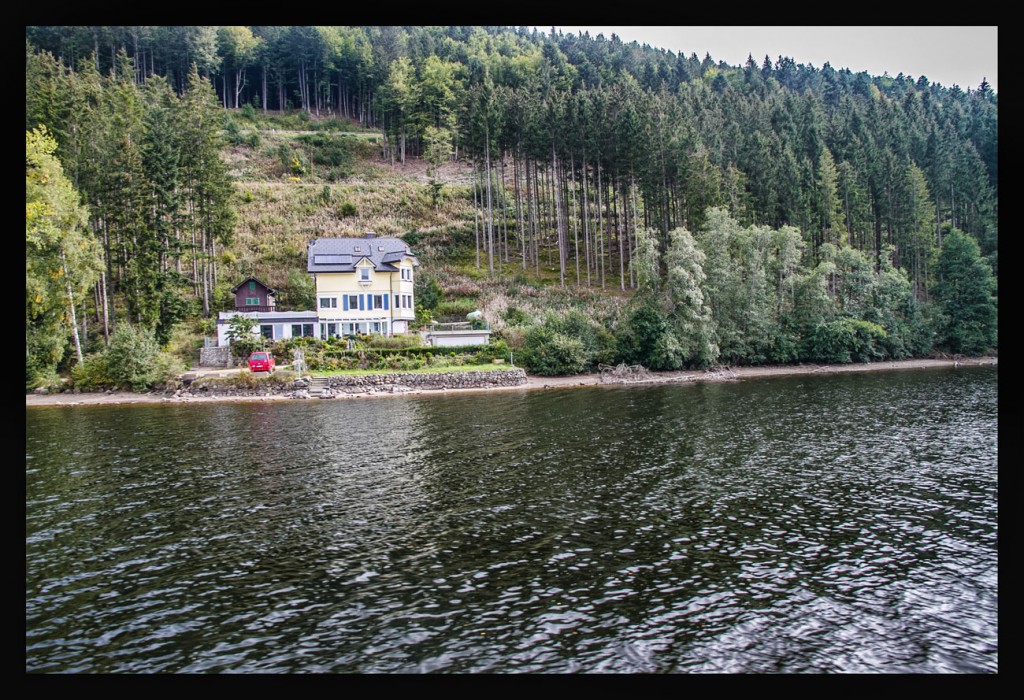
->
xmin=308 ymin=236 xmax=417 ymax=273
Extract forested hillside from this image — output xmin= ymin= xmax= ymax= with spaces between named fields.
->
xmin=26 ymin=26 xmax=997 ymax=388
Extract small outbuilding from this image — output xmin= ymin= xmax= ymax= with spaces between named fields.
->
xmin=231 ymin=276 xmax=277 ymax=312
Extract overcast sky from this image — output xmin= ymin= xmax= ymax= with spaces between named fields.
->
xmin=550 ymin=26 xmax=997 ymax=93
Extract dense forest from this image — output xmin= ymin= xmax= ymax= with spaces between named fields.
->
xmin=26 ymin=26 xmax=997 ymax=387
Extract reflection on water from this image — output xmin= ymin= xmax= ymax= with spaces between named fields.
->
xmin=26 ymin=368 xmax=997 ymax=672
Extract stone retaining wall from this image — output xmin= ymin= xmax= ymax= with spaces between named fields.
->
xmin=326 ymin=369 xmax=527 ymax=393
xmin=177 ymin=368 xmax=527 ymax=399
xmin=199 ymin=346 xmax=232 ymax=367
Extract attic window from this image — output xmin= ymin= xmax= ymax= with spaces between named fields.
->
xmin=354 ymin=246 xmax=361 ymax=252
xmin=249 ymin=281 xmax=256 ymax=290
xmin=378 ymin=246 xmax=384 ymax=252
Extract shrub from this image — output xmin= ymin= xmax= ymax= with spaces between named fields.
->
xmin=435 ymin=298 xmax=478 ymax=321
xmin=804 ymin=318 xmax=888 ymax=364
xmin=415 ymin=274 xmax=443 ymax=311
xmin=502 ymin=306 xmax=528 ymax=326
xmin=367 ymin=334 xmax=422 ymax=350
xmin=70 ymin=351 xmax=115 ymax=391
xmin=338 ymin=201 xmax=358 ymax=217
xmin=106 ymin=324 xmax=161 ymax=391
xmin=522 ymin=327 xmax=589 ymax=376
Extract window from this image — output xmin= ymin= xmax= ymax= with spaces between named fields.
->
xmin=291 ymin=324 xmax=314 ymax=337
xmin=373 ymin=294 xmax=384 ymax=309
xmin=245 ymin=297 xmax=260 ymax=305
xmin=360 ymin=268 xmax=371 ymax=282
xmin=348 ymin=294 xmax=358 ymax=310
xmin=260 ymin=325 xmax=273 ymax=339
xmin=372 ymin=321 xmax=382 ymax=334
xmin=395 ymin=294 xmax=400 ymax=309
xmin=249 ymin=281 xmax=256 ymax=290
xmin=402 ymin=268 xmax=412 ymax=281
xmin=320 ymin=297 xmax=337 ymax=309
xmin=291 ymin=324 xmax=301 ymax=337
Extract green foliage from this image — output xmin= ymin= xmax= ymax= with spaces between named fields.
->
xmin=25 ymin=30 xmax=998 ymax=376
xmin=295 ymin=133 xmax=356 ymax=179
xmin=225 ymin=314 xmax=262 ymax=362
xmin=26 ymin=126 xmax=102 ymax=389
xmin=617 ymin=296 xmax=675 ymax=369
xmin=70 ymin=351 xmax=115 ymax=391
xmin=522 ymin=326 xmax=590 ymax=376
xmin=434 ymin=298 xmax=478 ymax=320
xmin=415 ymin=274 xmax=444 ymax=311
xmin=366 ymin=334 xmax=422 ymax=349
xmin=105 ymin=324 xmax=163 ymax=390
xmin=520 ymin=312 xmax=614 ymax=375
xmin=224 ymin=116 xmax=244 ymax=145
xmin=804 ymin=318 xmax=887 ymax=364
xmin=225 ymin=313 xmax=256 ymax=344
xmin=281 ymin=269 xmax=316 ymax=310
xmin=622 ymin=227 xmax=717 ymax=370
xmin=501 ymin=306 xmax=528 ymax=326
xmin=932 ymin=228 xmax=997 ymax=355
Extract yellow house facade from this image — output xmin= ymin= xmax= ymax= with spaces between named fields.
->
xmin=308 ymin=234 xmax=417 ymax=337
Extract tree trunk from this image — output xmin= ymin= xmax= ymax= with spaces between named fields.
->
xmin=100 ymin=269 xmax=110 ymax=344
xmin=616 ymin=179 xmax=625 ymax=291
xmin=515 ymin=152 xmax=526 ymax=270
xmin=62 ymin=251 xmax=83 ymax=364
xmin=582 ymin=160 xmax=591 ymax=287
xmin=485 ymin=126 xmax=494 ymax=277
xmin=473 ymin=160 xmax=481 ymax=269
xmin=536 ymin=158 xmax=544 ymax=276
xmin=500 ymin=155 xmax=509 ymax=264
xmin=629 ymin=178 xmax=640 ymax=289
xmin=568 ymin=155 xmax=579 ymax=285
xmin=552 ymin=146 xmax=565 ymax=287
xmin=596 ymin=160 xmax=605 ymax=288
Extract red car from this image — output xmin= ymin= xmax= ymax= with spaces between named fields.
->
xmin=248 ymin=351 xmax=276 ymax=373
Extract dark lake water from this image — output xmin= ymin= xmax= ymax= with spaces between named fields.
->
xmin=26 ymin=367 xmax=997 ymax=673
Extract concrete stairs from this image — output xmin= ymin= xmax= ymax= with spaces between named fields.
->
xmin=308 ymin=376 xmax=331 ymax=396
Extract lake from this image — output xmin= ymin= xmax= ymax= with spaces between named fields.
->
xmin=26 ymin=367 xmax=997 ymax=673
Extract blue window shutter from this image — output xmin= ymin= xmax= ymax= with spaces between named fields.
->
xmin=383 ymin=294 xmax=389 ymax=310
xmin=358 ymin=294 xmax=364 ymax=311
xmin=367 ymin=294 xmax=373 ymax=310
xmin=343 ymin=295 xmax=349 ymax=311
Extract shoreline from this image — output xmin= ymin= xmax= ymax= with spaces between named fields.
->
xmin=25 ymin=356 xmax=996 ymax=408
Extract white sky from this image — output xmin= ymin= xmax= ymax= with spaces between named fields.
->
xmin=551 ymin=26 xmax=997 ymax=93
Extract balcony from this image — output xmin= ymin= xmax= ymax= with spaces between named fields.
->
xmin=234 ymin=305 xmax=276 ymax=313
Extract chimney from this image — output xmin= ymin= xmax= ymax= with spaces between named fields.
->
xmin=364 ymin=232 xmax=377 ymax=239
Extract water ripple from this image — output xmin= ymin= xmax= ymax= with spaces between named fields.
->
xmin=26 ymin=368 xmax=997 ymax=673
